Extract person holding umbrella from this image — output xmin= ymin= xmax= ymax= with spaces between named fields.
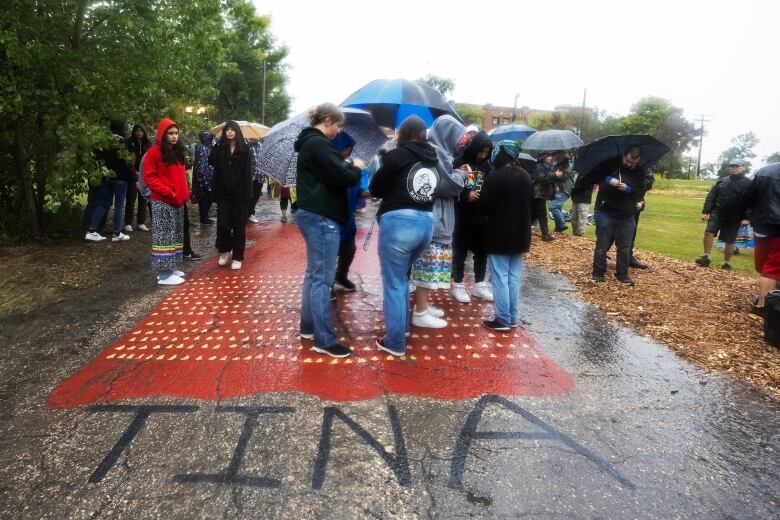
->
xmin=209 ymin=120 xmax=253 ymax=270
xmin=294 ymin=103 xmax=364 ymax=358
xmin=531 ymin=152 xmax=556 ymax=242
xmin=589 ymin=145 xmax=647 ymax=286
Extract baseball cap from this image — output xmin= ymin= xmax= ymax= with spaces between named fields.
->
xmin=728 ymin=158 xmax=745 ymax=166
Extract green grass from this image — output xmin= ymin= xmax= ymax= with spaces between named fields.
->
xmin=569 ymin=179 xmax=756 ymax=275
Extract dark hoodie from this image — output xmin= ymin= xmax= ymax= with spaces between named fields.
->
xmin=128 ymin=123 xmax=151 ymax=174
xmin=370 ymin=141 xmax=442 ymax=218
xmin=294 ymin=127 xmax=361 ymax=225
xmin=454 ymin=131 xmax=493 ymax=227
xmin=209 ymin=124 xmax=252 ymax=201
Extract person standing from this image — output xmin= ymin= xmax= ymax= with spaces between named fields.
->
xmin=451 ymin=130 xmax=494 ymax=304
xmin=370 ymin=115 xmax=440 ymax=356
xmin=247 ymin=138 xmax=263 ymax=224
xmin=192 ymin=130 xmax=216 ymax=225
xmin=143 ymin=118 xmax=190 ymax=285
xmin=294 ymin=103 xmax=363 ymax=358
xmin=125 ymin=123 xmax=151 ymax=232
xmin=628 ymin=168 xmax=655 ymax=269
xmin=590 ymin=146 xmax=647 ymax=286
xmin=549 ymin=150 xmax=575 ymax=233
xmin=695 ymin=159 xmax=752 ymax=270
xmin=329 ymin=131 xmax=364 ymax=291
xmin=569 ymin=170 xmax=595 ymax=237
xmin=476 ymin=140 xmax=534 ymax=330
xmin=531 ymin=152 xmax=556 ymax=242
xmin=743 ymin=162 xmax=780 ymax=319
xmin=85 ymin=120 xmax=133 ymax=242
xmin=209 ymin=121 xmax=253 ymax=270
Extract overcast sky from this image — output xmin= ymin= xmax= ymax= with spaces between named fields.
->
xmin=253 ymin=0 xmax=779 ymax=167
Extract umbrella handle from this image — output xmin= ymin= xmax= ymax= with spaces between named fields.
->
xmin=362 ymin=219 xmax=376 ymax=251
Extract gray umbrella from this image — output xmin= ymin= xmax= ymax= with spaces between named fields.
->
xmin=256 ymin=108 xmax=388 ymax=186
xmin=521 ymin=129 xmax=584 ymax=152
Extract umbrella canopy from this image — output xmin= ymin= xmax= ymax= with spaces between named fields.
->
xmin=256 ymin=108 xmax=388 ymax=186
xmin=210 ymin=121 xmax=270 ymax=140
xmin=521 ymin=129 xmax=584 ymax=152
xmin=574 ymin=135 xmax=671 ymax=177
xmin=487 ymin=123 xmax=537 ymax=143
xmin=341 ymin=78 xmax=464 ymax=129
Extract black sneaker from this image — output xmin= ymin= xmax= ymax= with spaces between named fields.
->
xmin=749 ymin=305 xmax=766 ymax=320
xmin=629 ymin=257 xmax=648 ymax=269
xmin=184 ymin=251 xmax=203 ymax=261
xmin=541 ymin=234 xmax=555 ymax=242
xmin=481 ymin=319 xmax=510 ymax=331
xmin=200 ymin=219 xmax=215 ymax=226
xmin=375 ymin=337 xmax=405 ymax=357
xmin=312 ymin=343 xmax=351 ymax=358
xmin=615 ymin=275 xmax=635 ymax=286
xmin=334 ymin=277 xmax=356 ymax=291
xmin=592 ymin=274 xmax=605 ymax=283
xmin=734 ymin=247 xmax=740 ymax=255
xmin=721 ymin=262 xmax=732 ymax=271
xmin=330 ymin=289 xmax=337 ymax=301
xmin=554 ymin=226 xmax=568 ymax=233
xmin=695 ymin=255 xmax=711 ymax=267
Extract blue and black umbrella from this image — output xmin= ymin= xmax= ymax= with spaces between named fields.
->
xmin=487 ymin=123 xmax=537 ymax=143
xmin=341 ymin=78 xmax=463 ymax=129
xmin=574 ymin=135 xmax=670 ymax=177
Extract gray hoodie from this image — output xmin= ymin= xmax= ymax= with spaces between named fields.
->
xmin=428 ymin=115 xmax=466 ymax=244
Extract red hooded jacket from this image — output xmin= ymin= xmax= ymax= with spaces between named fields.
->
xmin=142 ymin=118 xmax=190 ymax=207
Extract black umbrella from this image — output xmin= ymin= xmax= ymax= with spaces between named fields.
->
xmin=574 ymin=135 xmax=670 ymax=177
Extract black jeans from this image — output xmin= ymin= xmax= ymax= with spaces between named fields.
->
xmin=198 ymin=192 xmax=213 ymax=223
xmin=630 ymin=209 xmax=641 ymax=259
xmin=451 ymin=221 xmax=487 ymax=283
xmin=593 ymin=210 xmax=636 ymax=278
xmin=336 ymin=236 xmax=357 ymax=280
xmin=183 ymin=206 xmax=193 ymax=255
xmin=249 ymin=179 xmax=263 ymax=216
xmin=532 ymin=198 xmax=551 ymax=236
xmin=124 ymin=182 xmax=147 ymax=226
xmin=216 ymin=198 xmax=249 ymax=261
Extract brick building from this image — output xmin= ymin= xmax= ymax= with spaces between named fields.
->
xmin=454 ymin=103 xmax=552 ymax=131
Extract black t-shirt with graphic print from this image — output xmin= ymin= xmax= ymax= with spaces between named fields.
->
xmin=370 ymin=141 xmax=443 ymax=218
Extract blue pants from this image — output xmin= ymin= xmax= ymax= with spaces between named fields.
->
xmin=550 ymin=191 xmax=569 ymax=230
xmin=488 ymin=254 xmax=523 ymax=326
xmin=89 ymin=178 xmax=128 ymax=233
xmin=378 ymin=209 xmax=433 ymax=352
xmin=297 ymin=209 xmax=341 ymax=348
xmin=593 ymin=210 xmax=636 ymax=278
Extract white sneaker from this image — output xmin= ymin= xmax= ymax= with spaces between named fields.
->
xmin=85 ymin=231 xmax=106 ymax=242
xmin=218 ymin=252 xmax=230 ymax=266
xmin=451 ymin=282 xmax=471 ymax=303
xmin=231 ymin=260 xmax=242 ymax=270
xmin=411 ymin=310 xmax=448 ymax=329
xmin=472 ymin=281 xmax=494 ymax=302
xmin=137 ymin=224 xmax=150 ymax=232
xmin=157 ymin=274 xmax=185 ymax=286
xmin=174 ymin=270 xmax=185 ymax=278
xmin=111 ymin=232 xmax=130 ymax=242
xmin=123 ymin=225 xmax=133 ymax=233
xmin=248 ymin=215 xmax=260 ymax=223
xmin=427 ymin=304 xmax=445 ymax=318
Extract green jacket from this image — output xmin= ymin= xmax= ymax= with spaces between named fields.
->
xmin=294 ymin=127 xmax=361 ymax=225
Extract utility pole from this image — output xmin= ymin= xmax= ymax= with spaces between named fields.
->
xmin=579 ymin=87 xmax=587 ymax=141
xmin=695 ymin=114 xmax=711 ymax=179
xmin=261 ymin=60 xmax=267 ymax=125
xmin=512 ymin=94 xmax=519 ymax=122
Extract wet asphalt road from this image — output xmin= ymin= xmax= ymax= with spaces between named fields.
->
xmin=0 ymin=197 xmax=778 ymax=519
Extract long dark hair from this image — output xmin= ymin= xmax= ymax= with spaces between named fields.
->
xmin=160 ymin=123 xmax=187 ymax=164
xmin=218 ymin=120 xmax=246 ymax=159
xmin=397 ymin=115 xmax=427 ymax=144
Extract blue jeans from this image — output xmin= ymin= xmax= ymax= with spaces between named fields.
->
xmin=378 ymin=209 xmax=433 ymax=351
xmin=488 ymin=254 xmax=524 ymax=326
xmin=89 ymin=178 xmax=128 ymax=233
xmin=593 ymin=210 xmax=636 ymax=278
xmin=297 ymin=209 xmax=341 ymax=347
xmin=550 ymin=191 xmax=569 ymax=230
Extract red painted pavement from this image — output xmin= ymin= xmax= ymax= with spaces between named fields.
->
xmin=49 ymin=222 xmax=573 ymax=408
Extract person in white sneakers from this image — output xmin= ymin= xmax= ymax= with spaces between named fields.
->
xmin=452 ymin=131 xmax=494 ymax=304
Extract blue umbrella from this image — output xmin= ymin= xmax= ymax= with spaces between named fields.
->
xmin=341 ymin=78 xmax=463 ymax=129
xmin=256 ymin=108 xmax=388 ymax=186
xmin=487 ymin=123 xmax=537 ymax=143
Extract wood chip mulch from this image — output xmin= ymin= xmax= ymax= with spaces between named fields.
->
xmin=524 ymin=234 xmax=779 ymax=398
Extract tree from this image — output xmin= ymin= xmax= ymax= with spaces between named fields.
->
xmin=716 ymin=132 xmax=759 ymax=176
xmin=617 ymin=97 xmax=698 ymax=175
xmin=418 ymin=74 xmax=455 ymax=97
xmin=0 ymin=0 xmax=289 ymax=238
xmin=765 ymin=151 xmax=780 ymax=164
xmin=453 ymin=104 xmax=484 ymax=126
